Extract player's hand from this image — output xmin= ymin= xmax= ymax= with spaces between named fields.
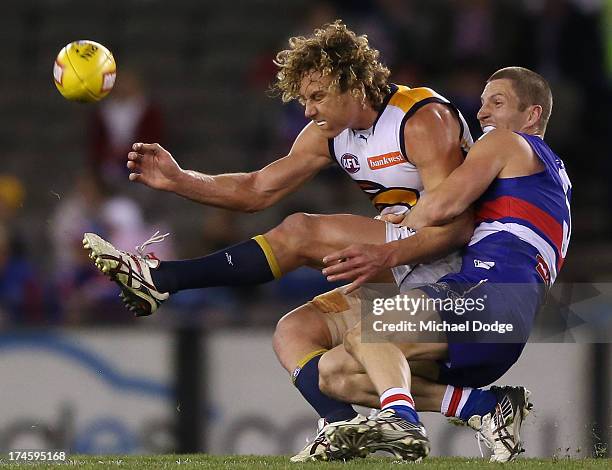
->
xmin=378 ymin=213 xmax=404 ymax=224
xmin=127 ymin=143 xmax=183 ymax=192
xmin=398 ymin=210 xmax=418 ymax=229
xmin=322 ymin=243 xmax=393 ymax=294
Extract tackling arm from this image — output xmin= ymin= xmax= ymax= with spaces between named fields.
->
xmin=402 ymin=130 xmax=512 ymax=230
xmin=384 ymin=103 xmax=475 ymax=266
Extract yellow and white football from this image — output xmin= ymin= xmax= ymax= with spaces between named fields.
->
xmin=53 ymin=40 xmax=117 ymax=102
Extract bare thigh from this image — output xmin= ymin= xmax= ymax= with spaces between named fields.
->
xmin=264 ymin=212 xmax=393 ymax=280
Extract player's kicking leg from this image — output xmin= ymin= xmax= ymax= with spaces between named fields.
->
xmin=83 ymin=213 xmax=389 ymax=316
xmin=83 ymin=231 xmax=170 ymax=315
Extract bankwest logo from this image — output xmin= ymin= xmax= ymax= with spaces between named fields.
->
xmin=368 ymin=152 xmax=405 ymax=170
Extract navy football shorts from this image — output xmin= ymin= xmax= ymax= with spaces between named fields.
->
xmin=418 ymin=274 xmax=543 ymax=388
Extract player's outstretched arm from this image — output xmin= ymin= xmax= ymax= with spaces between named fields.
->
xmin=126 ymin=123 xmax=331 ymax=212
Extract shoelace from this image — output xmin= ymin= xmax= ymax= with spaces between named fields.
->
xmin=135 ymin=230 xmax=170 ymax=257
xmin=310 ymin=428 xmax=327 ymax=445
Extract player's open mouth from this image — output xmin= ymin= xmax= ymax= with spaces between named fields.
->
xmin=315 ymin=120 xmax=327 ymax=127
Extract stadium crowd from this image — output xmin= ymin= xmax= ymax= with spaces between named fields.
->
xmin=0 ymin=0 xmax=608 ymax=326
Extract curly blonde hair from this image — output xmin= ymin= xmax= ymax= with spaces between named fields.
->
xmin=273 ymin=20 xmax=391 ymax=108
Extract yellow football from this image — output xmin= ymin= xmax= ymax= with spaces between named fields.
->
xmin=53 ymin=40 xmax=117 ymax=102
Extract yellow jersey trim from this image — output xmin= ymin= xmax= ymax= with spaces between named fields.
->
xmin=388 ymin=86 xmax=438 ymax=113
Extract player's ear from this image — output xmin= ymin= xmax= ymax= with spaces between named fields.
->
xmin=527 ymin=105 xmax=542 ymax=129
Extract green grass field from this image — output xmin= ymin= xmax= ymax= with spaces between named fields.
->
xmin=0 ymin=455 xmax=609 ymax=469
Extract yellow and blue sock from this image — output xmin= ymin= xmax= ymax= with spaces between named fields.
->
xmin=292 ymin=350 xmax=358 ymax=423
xmin=151 ymin=235 xmax=281 ymax=293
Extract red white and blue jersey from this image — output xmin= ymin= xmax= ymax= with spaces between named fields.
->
xmin=459 ymin=132 xmax=572 ymax=287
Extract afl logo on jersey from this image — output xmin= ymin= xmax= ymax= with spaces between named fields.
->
xmin=341 ymin=153 xmax=360 ymax=174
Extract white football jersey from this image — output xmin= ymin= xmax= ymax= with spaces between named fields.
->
xmin=329 ymin=84 xmax=473 ymax=215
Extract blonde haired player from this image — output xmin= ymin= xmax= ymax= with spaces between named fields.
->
xmin=83 ymin=22 xmax=526 ymax=461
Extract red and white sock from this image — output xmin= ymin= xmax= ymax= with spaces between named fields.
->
xmin=380 ymin=387 xmax=415 ymax=411
xmin=441 ymin=385 xmax=472 ymax=417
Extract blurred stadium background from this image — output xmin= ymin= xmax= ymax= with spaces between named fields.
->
xmin=0 ymin=0 xmax=610 ymax=459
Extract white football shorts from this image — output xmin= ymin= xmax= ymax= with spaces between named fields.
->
xmin=384 ymin=222 xmax=461 ymax=293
